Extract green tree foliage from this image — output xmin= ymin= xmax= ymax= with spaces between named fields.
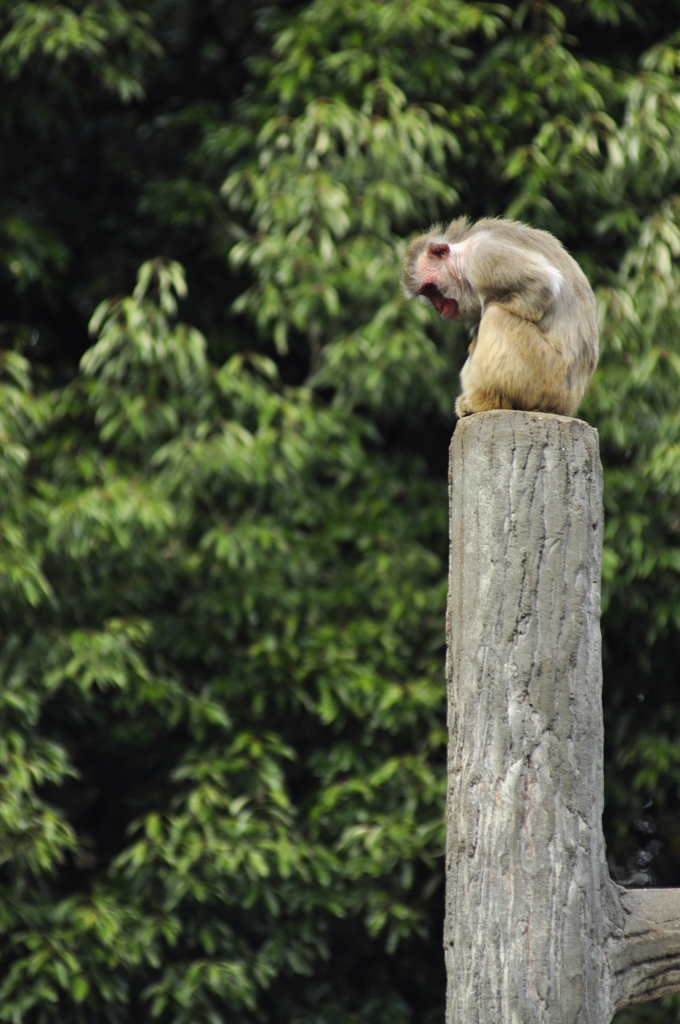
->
xmin=2 ymin=0 xmax=680 ymax=1021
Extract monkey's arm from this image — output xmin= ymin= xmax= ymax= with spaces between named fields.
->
xmin=465 ymin=240 xmax=562 ymax=323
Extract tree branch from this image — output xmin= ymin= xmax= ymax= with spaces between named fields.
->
xmin=611 ymin=888 xmax=680 ymax=1011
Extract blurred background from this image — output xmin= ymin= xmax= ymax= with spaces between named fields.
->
xmin=1 ymin=0 xmax=680 ymax=1020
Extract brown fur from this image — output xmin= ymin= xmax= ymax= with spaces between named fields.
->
xmin=401 ymin=217 xmax=598 ymax=417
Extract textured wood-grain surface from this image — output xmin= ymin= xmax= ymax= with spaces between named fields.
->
xmin=444 ymin=411 xmax=680 ymax=1022
xmin=445 ymin=411 xmax=614 ymax=1023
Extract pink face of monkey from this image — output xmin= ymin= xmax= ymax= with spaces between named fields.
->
xmin=414 ymin=242 xmax=460 ymax=320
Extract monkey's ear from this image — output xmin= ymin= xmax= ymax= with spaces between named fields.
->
xmin=428 ymin=242 xmax=450 ymax=259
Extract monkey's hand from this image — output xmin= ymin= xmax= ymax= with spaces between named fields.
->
xmin=455 ymin=386 xmax=512 ymax=417
xmin=455 ymin=395 xmax=473 ymax=418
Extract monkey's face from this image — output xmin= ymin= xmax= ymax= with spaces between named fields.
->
xmin=417 ymin=281 xmax=459 ymax=320
xmin=401 ymin=232 xmax=481 ymax=321
xmin=412 ymin=241 xmax=472 ymax=321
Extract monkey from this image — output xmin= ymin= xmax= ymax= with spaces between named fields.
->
xmin=401 ymin=217 xmax=598 ymax=418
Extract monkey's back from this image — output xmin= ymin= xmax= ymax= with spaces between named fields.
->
xmin=465 ymin=217 xmax=587 ymax=283
xmin=465 ymin=217 xmax=598 ymax=377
